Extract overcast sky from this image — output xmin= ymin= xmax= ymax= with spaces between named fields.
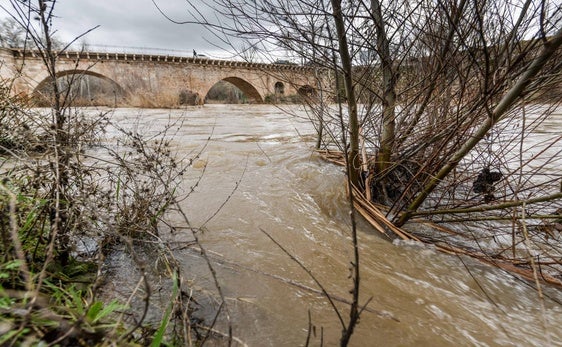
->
xmin=1 ymin=0 xmax=229 ymax=57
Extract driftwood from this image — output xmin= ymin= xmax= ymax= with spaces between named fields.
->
xmin=317 ymin=149 xmax=562 ymax=288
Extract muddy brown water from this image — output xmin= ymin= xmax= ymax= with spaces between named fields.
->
xmin=101 ymin=104 xmax=562 ymax=346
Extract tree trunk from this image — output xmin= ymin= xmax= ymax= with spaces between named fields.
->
xmin=372 ymin=0 xmax=396 ymax=176
xmin=331 ymin=0 xmax=361 ymax=188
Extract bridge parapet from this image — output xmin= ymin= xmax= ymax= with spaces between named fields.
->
xmin=10 ymin=48 xmax=317 ymax=72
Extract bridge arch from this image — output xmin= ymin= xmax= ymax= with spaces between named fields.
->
xmin=203 ymin=76 xmax=263 ymax=104
xmin=274 ymin=81 xmax=285 ymax=95
xmin=33 ymin=69 xmax=126 ymax=105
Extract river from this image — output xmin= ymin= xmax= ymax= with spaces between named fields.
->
xmin=102 ymin=104 xmax=562 ymax=346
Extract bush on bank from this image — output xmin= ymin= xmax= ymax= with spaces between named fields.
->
xmin=0 ymin=76 xmax=195 ymax=346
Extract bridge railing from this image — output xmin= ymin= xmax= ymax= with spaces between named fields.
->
xmin=78 ymin=44 xmax=195 ymax=57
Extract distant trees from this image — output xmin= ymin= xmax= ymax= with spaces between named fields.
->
xmin=33 ymin=73 xmax=125 ymax=106
xmin=0 ymin=15 xmax=65 ymax=49
xmin=206 ymin=80 xmax=246 ymax=103
xmin=0 ymin=17 xmax=26 ymax=47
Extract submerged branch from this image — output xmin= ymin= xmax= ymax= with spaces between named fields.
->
xmin=411 ymin=192 xmax=562 ymax=217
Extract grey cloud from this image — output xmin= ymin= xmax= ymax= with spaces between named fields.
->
xmin=0 ymin=0 xmax=244 ymax=58
xmin=52 ymin=0 xmax=225 ymax=55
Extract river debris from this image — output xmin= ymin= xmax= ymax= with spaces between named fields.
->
xmin=472 ymin=167 xmax=503 ymax=203
xmin=318 ymin=149 xmax=562 ymax=288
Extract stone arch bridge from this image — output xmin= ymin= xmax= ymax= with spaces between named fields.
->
xmin=0 ymin=48 xmax=328 ymax=107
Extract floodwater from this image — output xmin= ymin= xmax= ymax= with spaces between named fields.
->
xmin=103 ymin=105 xmax=562 ymax=346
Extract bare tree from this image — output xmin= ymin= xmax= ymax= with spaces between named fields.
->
xmin=206 ymin=0 xmax=561 ymax=218
xmin=160 ymin=0 xmax=562 ymax=342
